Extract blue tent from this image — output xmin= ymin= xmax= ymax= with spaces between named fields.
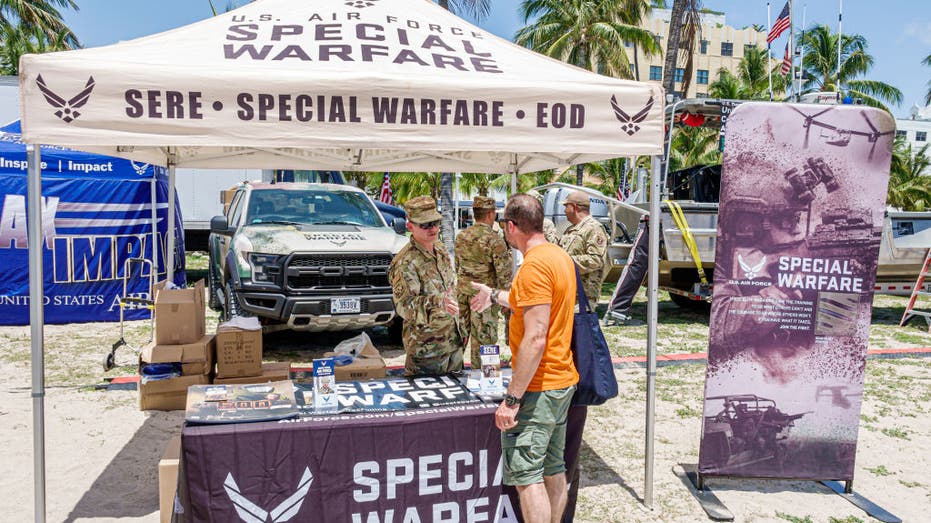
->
xmin=0 ymin=121 xmax=185 ymax=325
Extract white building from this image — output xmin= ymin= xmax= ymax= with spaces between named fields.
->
xmin=896 ymin=103 xmax=931 ymax=154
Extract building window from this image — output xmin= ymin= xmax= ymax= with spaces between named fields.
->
xmin=649 ymin=66 xmax=662 ymax=81
xmin=630 ymin=63 xmax=636 ymax=75
xmin=697 ymin=70 xmax=709 ymax=84
xmin=696 ymin=92 xmax=709 ymax=98
xmin=721 ymin=42 xmax=733 ymax=56
xmin=744 ymin=44 xmax=756 ymax=54
xmin=700 ymin=40 xmax=709 ymax=54
xmin=675 ymin=68 xmax=685 ymax=82
xmin=918 ymin=131 xmax=928 ymax=142
xmin=624 ymin=40 xmax=633 ymax=47
xmin=896 ymin=130 xmax=908 ymax=138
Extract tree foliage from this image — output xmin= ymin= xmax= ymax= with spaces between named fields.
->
xmin=708 ymin=45 xmax=786 ymax=100
xmin=0 ymin=21 xmax=70 ymax=74
xmin=0 ymin=0 xmax=78 ymax=46
xmin=515 ymin=0 xmax=660 ymax=80
xmin=797 ymin=24 xmax=901 ymax=111
xmin=887 ymin=137 xmax=931 ymax=211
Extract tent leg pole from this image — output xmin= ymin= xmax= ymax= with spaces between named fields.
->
xmin=644 ymin=155 xmax=661 ymax=510
xmin=27 ymin=144 xmax=46 ymax=523
xmin=150 ymin=177 xmax=159 ymax=292
xmin=166 ymin=150 xmax=177 ymax=284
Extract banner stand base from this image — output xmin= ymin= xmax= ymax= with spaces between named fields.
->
xmin=821 ymin=480 xmax=901 ymax=523
xmin=676 ymin=464 xmax=734 ymax=521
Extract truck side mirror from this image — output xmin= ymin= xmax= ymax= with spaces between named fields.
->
xmin=392 ymin=217 xmax=407 ymax=235
xmin=210 ymin=215 xmax=231 ymax=234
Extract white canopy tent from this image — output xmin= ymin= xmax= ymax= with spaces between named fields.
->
xmin=19 ymin=0 xmax=664 ymax=520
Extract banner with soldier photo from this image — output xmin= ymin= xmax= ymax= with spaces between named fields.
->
xmin=699 ymin=102 xmax=894 ymax=480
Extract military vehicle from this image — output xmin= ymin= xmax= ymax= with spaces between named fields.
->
xmin=700 ymin=394 xmax=808 ymax=471
xmin=207 ymin=182 xmax=408 ymax=333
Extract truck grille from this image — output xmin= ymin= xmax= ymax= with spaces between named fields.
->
xmin=286 ymin=254 xmax=392 ymax=291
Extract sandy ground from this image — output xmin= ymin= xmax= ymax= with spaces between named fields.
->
xmin=1 ymin=293 xmax=930 ymax=522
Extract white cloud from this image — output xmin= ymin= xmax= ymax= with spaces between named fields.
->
xmin=903 ymin=21 xmax=931 ymax=46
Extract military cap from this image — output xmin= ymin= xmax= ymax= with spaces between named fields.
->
xmin=526 ymin=189 xmax=544 ymax=205
xmin=561 ymin=190 xmax=591 ymax=208
xmin=404 ymin=195 xmax=442 ymax=224
xmin=473 ymin=196 xmax=496 ymax=210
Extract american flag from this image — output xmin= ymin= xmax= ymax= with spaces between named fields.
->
xmin=782 ymin=41 xmax=792 ymax=75
xmin=378 ymin=172 xmax=394 ymax=205
xmin=768 ymin=2 xmax=791 ymax=44
xmin=616 ymin=175 xmax=629 ymax=201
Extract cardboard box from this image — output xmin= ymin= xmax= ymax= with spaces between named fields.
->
xmin=141 ymin=335 xmax=215 ymax=376
xmin=213 ymin=362 xmax=290 ymax=384
xmin=320 ymin=334 xmax=386 ymax=381
xmin=155 ymin=280 xmax=206 ymax=345
xmin=159 ymin=436 xmax=181 ymax=523
xmin=139 ymin=372 xmax=210 ymax=411
xmin=215 ymin=326 xmax=263 ymax=378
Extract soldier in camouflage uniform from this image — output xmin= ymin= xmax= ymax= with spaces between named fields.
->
xmin=454 ymin=196 xmax=513 ymax=366
xmin=527 ymin=189 xmax=559 ymax=244
xmin=559 ymin=190 xmax=608 ymax=311
xmin=389 ymin=196 xmax=464 ymax=376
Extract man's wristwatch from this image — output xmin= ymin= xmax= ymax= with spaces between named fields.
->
xmin=490 ymin=288 xmax=500 ymax=305
xmin=504 ymin=393 xmax=521 ymax=407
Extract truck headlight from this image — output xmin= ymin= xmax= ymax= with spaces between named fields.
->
xmin=249 ymin=253 xmax=281 ymax=283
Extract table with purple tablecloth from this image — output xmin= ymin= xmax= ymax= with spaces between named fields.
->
xmin=174 ymin=378 xmax=585 ymax=522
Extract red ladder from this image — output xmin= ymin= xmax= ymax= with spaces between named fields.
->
xmin=899 ymin=248 xmax=931 ymax=330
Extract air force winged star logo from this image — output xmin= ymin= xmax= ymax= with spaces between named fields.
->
xmin=610 ymin=94 xmax=654 ymax=136
xmin=738 ymin=254 xmax=767 ymax=280
xmin=36 ymin=75 xmax=96 ymax=123
xmin=224 ymin=467 xmax=313 ymax=523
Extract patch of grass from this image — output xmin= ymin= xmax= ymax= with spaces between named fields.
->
xmin=892 ymin=331 xmax=931 ymax=345
xmin=675 ymin=405 xmax=701 ymax=418
xmin=881 ymin=427 xmax=910 ymax=440
xmin=828 ymin=517 xmax=864 ymax=523
xmin=860 ymin=414 xmax=878 ymax=423
xmin=899 ymin=479 xmax=922 ymax=488
xmin=775 ymin=512 xmax=813 ymax=523
xmin=865 ymin=464 xmax=893 ymax=476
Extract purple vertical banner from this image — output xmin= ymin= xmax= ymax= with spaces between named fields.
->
xmin=698 ymin=102 xmax=894 ymax=480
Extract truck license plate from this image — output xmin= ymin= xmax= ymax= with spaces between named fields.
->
xmin=331 ymin=297 xmax=361 ymax=314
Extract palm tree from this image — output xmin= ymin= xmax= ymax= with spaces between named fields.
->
xmin=437 ymin=0 xmax=492 ymax=20
xmin=389 ymin=172 xmax=444 ymax=206
xmin=797 ymin=24 xmax=902 ymax=110
xmin=515 ymin=0 xmax=661 ymax=80
xmin=887 ymin=138 xmax=931 ymax=211
xmin=0 ymin=22 xmax=70 ymax=74
xmin=923 ymin=53 xmax=931 ymax=106
xmin=708 ymin=46 xmax=787 ymax=100
xmin=0 ymin=0 xmax=79 ymax=47
xmin=662 ymin=0 xmax=702 ymax=98
xmin=667 ymin=126 xmax=719 ymax=172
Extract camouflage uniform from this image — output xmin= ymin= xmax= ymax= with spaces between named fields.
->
xmin=527 ymin=189 xmax=560 ymax=243
xmin=389 ymin=196 xmax=464 ymax=376
xmin=454 ymin=196 xmax=513 ymax=365
xmin=542 ymin=218 xmax=559 ymax=244
xmin=560 ymin=214 xmax=608 ymax=311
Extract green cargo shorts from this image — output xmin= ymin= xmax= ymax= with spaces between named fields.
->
xmin=501 ymin=385 xmax=576 ymax=486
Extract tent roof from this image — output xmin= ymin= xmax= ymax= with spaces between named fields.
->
xmin=19 ymin=0 xmax=663 ymax=173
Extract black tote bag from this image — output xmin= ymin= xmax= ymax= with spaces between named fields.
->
xmin=570 ymin=265 xmax=619 ymax=406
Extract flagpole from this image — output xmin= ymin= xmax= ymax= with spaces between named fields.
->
xmin=788 ymin=0 xmax=795 ymax=101
xmin=837 ymin=0 xmax=843 ymax=93
xmin=767 ymin=2 xmax=773 ymax=101
xmin=797 ymin=3 xmax=806 ymax=98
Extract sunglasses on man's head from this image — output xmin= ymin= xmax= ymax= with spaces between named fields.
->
xmin=415 ymin=220 xmax=441 ymax=230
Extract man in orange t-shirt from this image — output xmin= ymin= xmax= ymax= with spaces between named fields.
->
xmin=471 ymin=193 xmax=579 ymax=523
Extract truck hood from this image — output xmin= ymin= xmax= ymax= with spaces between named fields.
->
xmin=236 ymin=224 xmax=408 ymax=255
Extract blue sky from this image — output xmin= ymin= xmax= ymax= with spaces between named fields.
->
xmin=62 ymin=0 xmax=928 ymax=118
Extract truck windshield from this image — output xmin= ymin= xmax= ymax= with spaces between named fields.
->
xmin=246 ymin=189 xmax=384 ymax=227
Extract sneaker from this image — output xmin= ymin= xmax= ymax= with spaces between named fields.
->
xmin=602 ymin=311 xmax=644 ymax=327
xmin=602 ymin=310 xmax=629 ymax=327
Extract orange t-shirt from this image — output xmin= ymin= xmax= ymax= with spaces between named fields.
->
xmin=508 ymin=243 xmax=579 ymax=392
